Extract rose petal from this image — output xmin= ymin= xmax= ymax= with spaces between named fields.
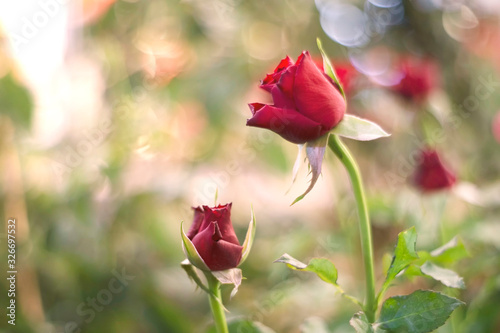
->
xmin=261 ymin=55 xmax=294 ymax=92
xmin=249 ymin=103 xmax=265 ymax=116
xmin=246 ymin=104 xmax=325 ymax=144
xmin=261 ymin=74 xmax=276 ymax=92
xmin=186 ymin=206 xmax=204 ymax=240
xmin=272 ymin=66 xmax=296 ymax=109
xmin=192 ymin=222 xmax=243 ymax=271
xmin=293 ymin=51 xmax=345 ymax=129
xmin=274 ymin=55 xmax=294 ymax=73
xmin=202 ymin=203 xmax=239 ymax=245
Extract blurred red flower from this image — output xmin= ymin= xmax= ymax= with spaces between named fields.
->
xmin=391 ymin=56 xmax=440 ymax=102
xmin=333 ymin=62 xmax=359 ymax=96
xmin=413 ymin=148 xmax=456 ymax=192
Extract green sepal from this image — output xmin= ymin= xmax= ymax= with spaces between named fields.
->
xmin=291 ymin=134 xmax=328 ymax=205
xmin=212 ymin=268 xmax=243 ymax=299
xmin=317 ymin=38 xmax=346 ymax=100
xmin=180 ymin=221 xmax=210 ymax=271
xmin=330 ymin=115 xmax=390 ymax=141
xmin=239 ymin=206 xmax=256 ymax=266
xmin=180 ymin=259 xmax=210 ymax=293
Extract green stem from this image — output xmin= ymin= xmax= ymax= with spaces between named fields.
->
xmin=328 ymin=135 xmax=377 ymax=323
xmin=205 ymin=273 xmax=229 ymax=333
xmin=336 ymin=285 xmax=364 ymax=309
xmin=434 ymin=195 xmax=449 ymax=246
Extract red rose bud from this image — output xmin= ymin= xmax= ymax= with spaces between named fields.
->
xmin=413 ymin=149 xmax=456 ymax=192
xmin=392 ymin=56 xmax=439 ymax=102
xmin=247 ymin=51 xmax=346 ymax=144
xmin=186 ymin=203 xmax=243 ymax=271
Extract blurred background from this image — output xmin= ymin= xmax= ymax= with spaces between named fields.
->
xmin=1 ymin=0 xmax=500 ymax=332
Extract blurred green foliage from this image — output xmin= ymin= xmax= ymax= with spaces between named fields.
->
xmin=1 ymin=0 xmax=500 ymax=332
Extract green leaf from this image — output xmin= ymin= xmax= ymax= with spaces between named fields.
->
xmin=180 ymin=259 xmax=210 ymax=294
xmin=240 ymin=206 xmax=256 ymax=265
xmin=0 ymin=73 xmax=33 ymax=129
xmin=211 ymin=268 xmax=243 ymax=299
xmin=430 ymin=237 xmax=469 ymax=265
xmin=378 ymin=227 xmax=419 ymax=302
xmin=307 ymin=258 xmax=339 ymax=285
xmin=350 ymin=312 xmax=375 ymax=333
xmin=180 ymin=222 xmax=210 ymax=271
xmin=402 ymin=264 xmax=426 ymax=278
xmin=207 ymin=319 xmax=276 ymax=333
xmin=381 ymin=252 xmax=393 ymax=277
xmin=274 ymin=253 xmax=338 ymax=286
xmin=420 ymin=261 xmax=465 ymax=289
xmin=292 ymin=134 xmax=328 ymax=205
xmin=275 ymin=253 xmax=363 ymax=308
xmin=375 ymin=290 xmax=464 ymax=333
xmin=317 ymin=38 xmax=345 ymax=100
xmin=350 ymin=312 xmax=390 ymax=333
xmin=330 ymin=115 xmax=390 ymax=141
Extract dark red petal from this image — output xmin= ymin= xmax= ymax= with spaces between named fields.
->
xmin=262 ymin=73 xmax=275 ymax=85
xmin=293 ymin=51 xmax=346 ymax=130
xmin=413 ymin=149 xmax=456 ymax=192
xmin=246 ymin=104 xmax=325 ymax=144
xmin=202 ymin=203 xmax=239 ymax=245
xmin=260 ymin=84 xmax=274 ymax=93
xmin=260 ymin=56 xmax=294 ymax=92
xmin=249 ymin=103 xmax=265 ymax=116
xmin=273 ymin=55 xmax=294 ymax=75
xmin=212 ymin=223 xmax=223 ymax=242
xmin=192 ymin=222 xmax=243 ymax=271
xmin=296 ymin=51 xmax=306 ymax=66
xmin=272 ymin=66 xmax=297 ymax=109
xmin=186 ymin=206 xmax=204 ymax=240
xmin=205 ymin=239 xmax=243 ymax=271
